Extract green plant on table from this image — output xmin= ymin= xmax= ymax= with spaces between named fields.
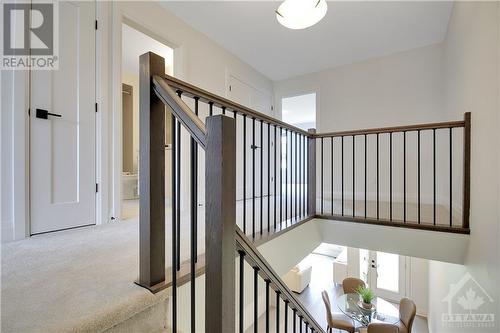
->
xmin=356 ymin=285 xmax=375 ymax=304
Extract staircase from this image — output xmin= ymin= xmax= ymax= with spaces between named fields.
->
xmin=138 ymin=52 xmax=471 ymax=332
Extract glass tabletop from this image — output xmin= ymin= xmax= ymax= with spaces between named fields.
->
xmin=336 ymin=293 xmax=400 ymax=327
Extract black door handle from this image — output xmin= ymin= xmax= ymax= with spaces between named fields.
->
xmin=36 ymin=108 xmax=62 ymax=119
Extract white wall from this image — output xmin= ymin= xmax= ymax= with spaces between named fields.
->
xmin=316 ymin=218 xmax=468 ymax=265
xmin=427 ymin=3 xmax=500 ymax=332
xmin=408 ymin=256 xmax=429 ymax=316
xmin=274 ymin=43 xmax=446 ymax=133
xmin=0 ymin=1 xmax=274 ymax=241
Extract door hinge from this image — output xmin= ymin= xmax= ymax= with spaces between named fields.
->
xmin=95 ymin=183 xmax=99 ymax=193
xmin=95 ymin=102 xmax=98 ymax=113
xmin=28 ymin=108 xmax=31 ymax=116
xmin=229 ymin=85 xmax=232 ymax=92
xmin=95 ymin=20 xmax=98 ymax=30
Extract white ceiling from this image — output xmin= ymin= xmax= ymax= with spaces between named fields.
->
xmin=160 ymin=1 xmax=453 ymax=81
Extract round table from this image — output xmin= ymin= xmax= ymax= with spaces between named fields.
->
xmin=336 ymin=293 xmax=400 ymax=327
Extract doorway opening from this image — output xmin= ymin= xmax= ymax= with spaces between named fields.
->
xmin=280 ymin=93 xmax=316 ymax=198
xmin=121 ymin=22 xmax=174 ymax=221
xmin=281 ymin=92 xmax=316 ymax=130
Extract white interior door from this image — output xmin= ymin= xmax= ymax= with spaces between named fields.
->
xmin=360 ymin=249 xmax=406 ymax=302
xmin=228 ymin=75 xmax=274 ymax=202
xmin=30 ymin=1 xmax=95 ymax=234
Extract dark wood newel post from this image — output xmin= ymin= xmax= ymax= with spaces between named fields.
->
xmin=138 ymin=52 xmax=166 ymax=289
xmin=462 ymin=112 xmax=471 ymax=229
xmin=307 ymin=129 xmax=317 ymax=217
xmin=205 ymin=115 xmax=236 ymax=332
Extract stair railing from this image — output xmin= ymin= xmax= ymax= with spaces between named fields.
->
xmin=138 ymin=51 xmax=471 ymax=332
xmin=162 ymin=72 xmax=316 ymax=243
xmin=138 ymin=52 xmax=324 ymax=332
xmin=314 ymin=114 xmax=471 ymax=234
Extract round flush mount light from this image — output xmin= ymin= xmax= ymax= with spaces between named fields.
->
xmin=276 ymin=0 xmax=328 ymax=30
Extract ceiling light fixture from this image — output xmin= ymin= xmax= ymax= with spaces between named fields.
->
xmin=276 ymin=0 xmax=328 ymax=30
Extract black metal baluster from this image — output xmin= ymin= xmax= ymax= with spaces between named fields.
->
xmin=221 ymin=106 xmax=226 ymax=115
xmin=353 ymin=135 xmax=355 ymax=217
xmin=254 ymin=267 xmax=259 ymax=333
xmin=209 ymin=101 xmax=213 ymax=116
xmin=171 ymin=114 xmax=177 ymax=333
xmin=276 ymin=291 xmax=280 ymax=333
xmin=403 ymin=131 xmax=406 ymax=222
xmin=243 ymin=115 xmax=247 ymax=234
xmin=260 ymin=120 xmax=264 ymax=234
xmin=234 ymin=112 xmax=238 ymax=229
xmin=376 ymin=133 xmax=379 ymax=220
xmin=265 ymin=279 xmax=270 ymax=333
xmin=176 ymin=91 xmax=182 ymax=272
xmin=341 ymin=136 xmax=344 ymax=216
xmin=293 ymin=132 xmax=299 ymax=221
xmin=239 ymin=251 xmax=245 ymax=333
xmin=284 ymin=300 xmax=289 ymax=333
xmin=449 ymin=128 xmax=453 ymax=227
xmin=418 ymin=130 xmax=421 ymax=224
xmin=285 ymin=129 xmax=288 ymax=225
xmin=321 ymin=137 xmax=324 ymax=214
xmin=301 ymin=135 xmax=304 ymax=218
xmin=289 ymin=131 xmax=293 ymax=222
xmin=305 ymin=322 xmax=309 ymax=332
xmin=331 ymin=137 xmax=334 ymax=215
xmin=280 ymin=127 xmax=283 ymax=226
xmin=274 ymin=125 xmax=278 ymax=229
xmin=293 ymin=308 xmax=297 ymax=333
xmin=390 ymin=132 xmax=392 ymax=221
xmin=433 ymin=128 xmax=436 ymax=225
xmin=299 ymin=316 xmax=303 ymax=333
xmin=364 ymin=134 xmax=367 ymax=219
xmin=299 ymin=135 xmax=302 ymax=219
xmin=268 ymin=123 xmax=271 ymax=232
xmin=303 ymin=135 xmax=306 ymax=217
xmin=190 ymin=97 xmax=199 ymax=333
xmin=253 ymin=118 xmax=256 ymax=238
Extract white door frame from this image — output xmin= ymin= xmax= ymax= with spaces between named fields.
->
xmin=275 ymin=87 xmax=321 ymax=131
xmin=359 ymin=249 xmax=408 ymax=302
xmin=110 ymin=6 xmax=182 ymax=222
xmin=368 ymin=250 xmax=407 ymax=302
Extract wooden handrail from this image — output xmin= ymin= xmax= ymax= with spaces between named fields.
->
xmin=162 ymin=74 xmax=310 ymax=136
xmin=235 ymin=228 xmax=326 ymax=333
xmin=153 ymin=75 xmax=207 ymax=149
xmin=315 ymin=119 xmax=466 ymax=138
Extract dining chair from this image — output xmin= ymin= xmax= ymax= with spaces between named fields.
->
xmin=396 ymin=298 xmax=416 ymax=333
xmin=321 ymin=290 xmax=355 ymax=333
xmin=342 ymin=277 xmax=365 ymax=294
xmin=359 ymin=323 xmax=399 ymax=333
